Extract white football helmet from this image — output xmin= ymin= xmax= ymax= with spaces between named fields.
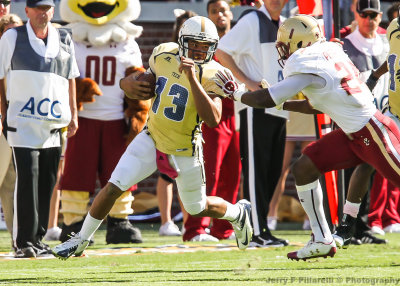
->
xmin=178 ymin=16 xmax=219 ymax=64
xmin=276 ymin=15 xmax=324 ymax=67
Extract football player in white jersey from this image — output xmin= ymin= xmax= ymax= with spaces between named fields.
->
xmin=215 ymin=14 xmax=400 ymax=261
xmin=52 ymin=16 xmax=253 ymax=259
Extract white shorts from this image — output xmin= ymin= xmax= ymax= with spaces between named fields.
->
xmin=110 ymin=131 xmax=207 ymax=214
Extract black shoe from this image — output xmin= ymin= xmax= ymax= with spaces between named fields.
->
xmin=60 ymin=220 xmax=94 ymax=245
xmin=249 ymin=235 xmax=287 ymax=248
xmin=350 ymin=237 xmax=362 ymax=245
xmin=14 ymin=246 xmax=36 ymax=258
xmin=33 ymin=241 xmax=52 ymax=257
xmin=106 ymin=217 xmax=143 ymax=244
xmin=332 ymin=214 xmax=357 ymax=249
xmin=356 ymin=232 xmax=387 ymax=245
xmin=261 ymin=232 xmax=289 ymax=246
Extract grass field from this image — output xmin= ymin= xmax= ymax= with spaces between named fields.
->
xmin=0 ymin=223 xmax=400 ymax=285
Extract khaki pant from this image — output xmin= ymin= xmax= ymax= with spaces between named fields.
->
xmin=0 ymin=135 xmax=15 ymax=234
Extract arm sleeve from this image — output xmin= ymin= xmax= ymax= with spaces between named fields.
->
xmin=269 ymin=73 xmax=325 ymax=105
xmin=68 ymin=39 xmax=80 ymax=79
xmin=0 ymin=29 xmax=17 ymax=79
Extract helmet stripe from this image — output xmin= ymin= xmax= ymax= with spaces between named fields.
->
xmin=201 ymin=17 xmax=205 ymax=33
xmin=289 ymin=28 xmax=294 ymax=39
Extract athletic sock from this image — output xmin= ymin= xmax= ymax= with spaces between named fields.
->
xmin=296 ymin=180 xmax=333 ymax=243
xmin=221 ymin=202 xmax=240 ymax=222
xmin=79 ymin=212 xmax=103 ymax=240
xmin=343 ymin=200 xmax=360 ymax=218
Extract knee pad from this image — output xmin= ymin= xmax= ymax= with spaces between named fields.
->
xmin=178 ymin=185 xmax=206 ymax=216
xmin=183 ymin=201 xmax=205 ymax=216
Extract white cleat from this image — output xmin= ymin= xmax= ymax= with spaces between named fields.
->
xmin=287 ymin=234 xmax=336 ymax=261
xmin=371 ymin=226 xmax=385 ymax=236
xmin=159 ymin=221 xmax=182 ymax=236
xmin=51 ymin=232 xmax=90 ymax=260
xmin=190 ymin=234 xmax=219 ymax=242
xmin=231 ymin=199 xmax=253 ymax=250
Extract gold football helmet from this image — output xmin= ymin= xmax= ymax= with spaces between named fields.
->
xmin=276 ymin=15 xmax=324 ymax=67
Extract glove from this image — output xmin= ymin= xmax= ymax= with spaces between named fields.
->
xmin=365 ymin=72 xmax=379 ymax=91
xmin=214 ymin=69 xmax=245 ymax=101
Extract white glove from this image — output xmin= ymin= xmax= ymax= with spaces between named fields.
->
xmin=214 ymin=69 xmax=245 ymax=101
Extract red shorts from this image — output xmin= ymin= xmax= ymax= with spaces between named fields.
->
xmin=304 ymin=111 xmax=400 ymax=187
xmin=60 ymin=117 xmax=128 ymax=194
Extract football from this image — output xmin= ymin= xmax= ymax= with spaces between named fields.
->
xmin=136 ymin=71 xmax=156 ymax=99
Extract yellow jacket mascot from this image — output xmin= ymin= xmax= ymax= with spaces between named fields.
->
xmin=58 ymin=0 xmax=150 ymax=244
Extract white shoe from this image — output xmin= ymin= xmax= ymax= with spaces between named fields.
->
xmin=159 ymin=221 xmax=181 ymax=236
xmin=190 ymin=234 xmax=219 ymax=242
xmin=371 ymin=225 xmax=385 ymax=236
xmin=287 ymin=234 xmax=336 ymax=261
xmin=51 ymin=232 xmax=90 ymax=260
xmin=302 ymin=219 xmax=311 ymax=230
xmin=227 ymin=232 xmax=236 ymax=240
xmin=44 ymin=226 xmax=62 ymax=241
xmin=383 ymin=223 xmax=400 ymax=233
xmin=267 ymin=217 xmax=277 ymax=230
xmin=231 ymin=199 xmax=253 ymax=250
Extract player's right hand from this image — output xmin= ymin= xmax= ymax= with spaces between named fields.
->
xmin=214 ymin=69 xmax=245 ymax=100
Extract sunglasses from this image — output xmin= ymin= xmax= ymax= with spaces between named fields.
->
xmin=0 ymin=0 xmax=10 ymax=6
xmin=359 ymin=12 xmax=379 ymax=19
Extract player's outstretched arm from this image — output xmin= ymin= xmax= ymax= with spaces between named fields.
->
xmin=214 ymin=69 xmax=275 ymax=108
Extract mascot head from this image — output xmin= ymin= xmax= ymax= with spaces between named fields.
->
xmin=60 ymin=0 xmax=142 ymax=45
xmin=60 ymin=0 xmax=140 ymax=25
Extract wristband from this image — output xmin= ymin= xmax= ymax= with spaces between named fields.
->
xmin=233 ymin=90 xmax=245 ymax=102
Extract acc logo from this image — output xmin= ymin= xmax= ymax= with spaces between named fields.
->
xmin=20 ymin=97 xmax=62 ymax=118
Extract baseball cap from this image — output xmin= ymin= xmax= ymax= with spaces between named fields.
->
xmin=356 ymin=0 xmax=381 ymax=13
xmin=26 ymin=0 xmax=55 ymax=8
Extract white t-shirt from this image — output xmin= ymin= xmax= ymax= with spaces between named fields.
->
xmin=76 ymin=37 xmax=143 ymax=120
xmin=217 ymin=5 xmax=288 ymax=119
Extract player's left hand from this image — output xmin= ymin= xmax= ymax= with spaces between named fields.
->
xmin=179 ymin=56 xmax=196 ymax=78
xmin=365 ymin=72 xmax=379 ymax=91
xmin=214 ymin=69 xmax=245 ymax=100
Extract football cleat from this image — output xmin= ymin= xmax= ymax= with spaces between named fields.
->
xmin=231 ymin=199 xmax=253 ymax=250
xmin=287 ymin=234 xmax=336 ymax=261
xmin=332 ymin=214 xmax=357 ymax=249
xmin=51 ymin=232 xmax=89 ymax=260
xmin=190 ymin=233 xmax=219 ymax=242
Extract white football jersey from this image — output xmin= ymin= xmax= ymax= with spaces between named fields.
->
xmin=283 ymin=41 xmax=377 ymax=133
xmin=75 ymin=37 xmax=143 ymax=120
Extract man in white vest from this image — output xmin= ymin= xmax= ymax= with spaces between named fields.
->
xmin=216 ymin=0 xmax=289 ymax=247
xmin=0 ymin=0 xmax=79 ymax=258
